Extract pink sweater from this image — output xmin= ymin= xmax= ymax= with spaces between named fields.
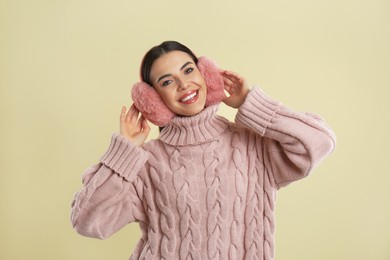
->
xmin=71 ymin=87 xmax=336 ymax=260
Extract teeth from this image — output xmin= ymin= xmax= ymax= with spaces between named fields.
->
xmin=181 ymin=92 xmax=197 ymax=102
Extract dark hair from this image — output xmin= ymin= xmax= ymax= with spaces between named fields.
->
xmin=140 ymin=41 xmax=198 ymax=86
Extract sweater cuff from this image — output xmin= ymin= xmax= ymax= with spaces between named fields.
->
xmin=99 ymin=133 xmax=148 ymax=181
xmin=235 ymin=86 xmax=280 ymax=136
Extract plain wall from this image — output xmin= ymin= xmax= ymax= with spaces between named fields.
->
xmin=1 ymin=0 xmax=389 ymax=259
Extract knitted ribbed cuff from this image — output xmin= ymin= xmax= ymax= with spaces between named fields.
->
xmin=235 ymin=87 xmax=280 ymax=136
xmin=99 ymin=133 xmax=148 ymax=181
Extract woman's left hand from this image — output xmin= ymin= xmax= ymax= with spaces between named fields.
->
xmin=220 ymin=69 xmax=250 ymax=108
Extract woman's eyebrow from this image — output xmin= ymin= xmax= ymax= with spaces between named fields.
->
xmin=180 ymin=61 xmax=193 ymax=70
xmin=157 ymin=61 xmax=194 ymax=83
xmin=157 ymin=74 xmax=172 ymax=83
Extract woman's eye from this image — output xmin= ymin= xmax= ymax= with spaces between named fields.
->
xmin=162 ymin=80 xmax=172 ymax=87
xmin=185 ymin=67 xmax=194 ymax=74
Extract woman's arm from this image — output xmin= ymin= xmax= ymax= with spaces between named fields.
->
xmin=71 ymin=133 xmax=149 ymax=239
xmin=71 ymin=105 xmax=151 ymax=239
xmin=235 ymin=86 xmax=336 ymax=188
xmin=71 ymin=134 xmax=147 ymax=239
xmin=220 ymin=69 xmax=335 ymax=188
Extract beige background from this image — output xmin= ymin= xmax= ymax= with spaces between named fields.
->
xmin=1 ymin=0 xmax=389 ymax=259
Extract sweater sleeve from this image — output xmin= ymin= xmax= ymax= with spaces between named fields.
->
xmin=71 ymin=133 xmax=149 ymax=239
xmin=235 ymin=86 xmax=336 ymax=189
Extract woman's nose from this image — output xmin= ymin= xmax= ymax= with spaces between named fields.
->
xmin=176 ymin=77 xmax=188 ymax=91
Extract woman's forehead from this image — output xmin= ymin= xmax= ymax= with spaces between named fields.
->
xmin=150 ymin=51 xmax=194 ymax=79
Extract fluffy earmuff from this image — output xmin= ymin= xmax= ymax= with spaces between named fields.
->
xmin=131 ymin=56 xmax=225 ymax=127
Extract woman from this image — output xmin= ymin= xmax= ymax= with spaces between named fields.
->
xmin=71 ymin=41 xmax=336 ymax=260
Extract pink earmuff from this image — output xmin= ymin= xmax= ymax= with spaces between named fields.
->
xmin=131 ymin=56 xmax=225 ymax=127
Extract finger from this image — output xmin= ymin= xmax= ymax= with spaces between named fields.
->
xmin=120 ymin=107 xmax=127 ymax=133
xmin=223 ymin=77 xmax=239 ymax=94
xmin=224 ymin=72 xmax=245 ymax=91
xmin=125 ymin=104 xmax=139 ymax=124
xmin=120 ymin=106 xmax=126 ymax=121
xmin=222 ymin=70 xmax=242 ymax=82
xmin=224 ymin=85 xmax=234 ymax=95
xmin=129 ymin=106 xmax=139 ymax=125
xmin=225 ymin=74 xmax=241 ymax=85
xmin=135 ymin=113 xmax=145 ymax=130
xmin=125 ymin=105 xmax=134 ymax=122
xmin=223 ymin=76 xmax=234 ymax=87
xmin=140 ymin=116 xmax=151 ymax=133
xmin=223 ymin=69 xmax=240 ymax=77
xmin=221 ymin=69 xmax=237 ymax=77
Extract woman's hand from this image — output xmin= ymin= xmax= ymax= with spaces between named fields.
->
xmin=220 ymin=69 xmax=250 ymax=108
xmin=120 ymin=104 xmax=150 ymax=146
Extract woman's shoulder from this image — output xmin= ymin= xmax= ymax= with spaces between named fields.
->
xmin=142 ymin=138 xmax=165 ymax=151
xmin=226 ymin=120 xmax=256 ymax=136
xmin=213 ymin=119 xmax=262 ymax=148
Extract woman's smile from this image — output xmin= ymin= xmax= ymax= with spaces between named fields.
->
xmin=179 ymin=90 xmax=199 ymax=104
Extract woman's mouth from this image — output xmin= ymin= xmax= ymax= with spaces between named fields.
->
xmin=179 ymin=90 xmax=199 ymax=104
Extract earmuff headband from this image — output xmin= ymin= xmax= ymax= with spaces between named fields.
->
xmin=131 ymin=56 xmax=225 ymax=127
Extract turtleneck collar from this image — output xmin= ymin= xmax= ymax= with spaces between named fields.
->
xmin=159 ymin=104 xmax=229 ymax=146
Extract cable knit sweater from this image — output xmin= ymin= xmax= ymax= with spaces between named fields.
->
xmin=71 ymin=87 xmax=336 ymax=260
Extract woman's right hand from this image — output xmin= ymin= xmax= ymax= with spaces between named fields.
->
xmin=120 ymin=104 xmax=150 ymax=146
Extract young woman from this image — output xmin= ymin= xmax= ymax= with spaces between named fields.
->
xmin=71 ymin=41 xmax=336 ymax=260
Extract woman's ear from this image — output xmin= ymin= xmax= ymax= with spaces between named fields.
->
xmin=197 ymin=56 xmax=226 ymax=106
xmin=131 ymin=82 xmax=176 ymax=127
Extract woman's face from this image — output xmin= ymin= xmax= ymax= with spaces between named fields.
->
xmin=150 ymin=51 xmax=207 ymax=117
